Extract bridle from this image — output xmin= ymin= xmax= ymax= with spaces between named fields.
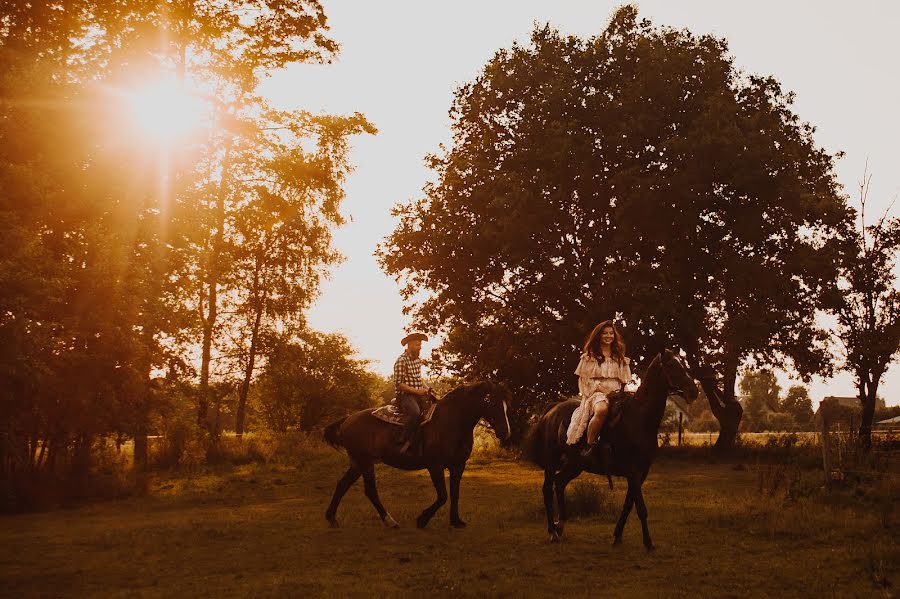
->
xmin=660 ymin=352 xmax=691 ymax=397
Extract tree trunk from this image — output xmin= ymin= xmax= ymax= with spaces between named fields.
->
xmin=693 ymin=358 xmax=743 ymax=452
xmin=199 ymin=137 xmax=234 ymax=427
xmin=73 ymin=433 xmax=92 ymax=479
xmin=858 ymin=374 xmax=880 ymax=453
xmin=235 ymin=306 xmax=263 ymax=438
xmin=236 ymin=254 xmax=266 ymax=438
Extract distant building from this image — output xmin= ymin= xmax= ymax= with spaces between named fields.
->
xmin=737 ymin=394 xmax=776 ymax=415
xmin=816 ymin=396 xmax=860 ymax=415
xmin=874 ymin=415 xmax=900 ymax=429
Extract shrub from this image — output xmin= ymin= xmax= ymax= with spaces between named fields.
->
xmin=566 ymin=478 xmax=617 ymax=519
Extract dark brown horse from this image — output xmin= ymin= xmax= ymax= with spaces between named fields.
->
xmin=323 ymin=381 xmax=511 ymax=529
xmin=526 ymin=349 xmax=698 ymax=549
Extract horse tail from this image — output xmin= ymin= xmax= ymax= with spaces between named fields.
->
xmin=522 ymin=424 xmax=544 ymax=468
xmin=522 ymin=402 xmax=558 ymax=469
xmin=323 ymin=417 xmax=347 ymax=451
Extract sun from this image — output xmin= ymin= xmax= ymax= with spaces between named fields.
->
xmin=127 ymin=79 xmax=207 ymax=143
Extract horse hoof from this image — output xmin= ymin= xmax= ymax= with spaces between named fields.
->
xmin=645 ymin=543 xmax=655 ymax=552
xmin=549 ymin=531 xmax=561 ymax=543
xmin=416 ymin=515 xmax=429 ymax=529
xmin=327 ymin=518 xmax=339 ymax=528
xmin=612 ymin=536 xmax=622 ymax=546
xmin=450 ymin=519 xmax=467 ymax=528
xmin=382 ymin=514 xmax=399 ymax=529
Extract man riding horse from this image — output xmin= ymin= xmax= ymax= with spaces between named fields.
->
xmin=393 ymin=331 xmax=434 ymax=453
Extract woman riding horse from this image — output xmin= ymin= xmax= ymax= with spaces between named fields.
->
xmin=324 ymin=381 xmax=512 ymax=529
xmin=566 ymin=321 xmax=632 ymax=460
xmin=527 ymin=341 xmax=698 ymax=549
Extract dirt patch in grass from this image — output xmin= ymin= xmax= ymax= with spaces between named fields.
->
xmin=1 ymin=452 xmax=896 ymax=598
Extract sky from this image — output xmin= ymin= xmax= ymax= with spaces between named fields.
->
xmin=259 ymin=1 xmax=900 ymax=407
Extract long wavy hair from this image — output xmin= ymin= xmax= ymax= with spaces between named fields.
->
xmin=583 ymin=320 xmax=627 ymax=365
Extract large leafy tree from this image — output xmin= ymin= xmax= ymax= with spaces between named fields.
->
xmin=738 ymin=369 xmax=781 ymax=412
xmin=0 ymin=2 xmax=188 ymax=472
xmin=738 ymin=368 xmax=781 ymax=431
xmin=223 ymin=107 xmax=374 ymax=437
xmin=379 ymin=6 xmax=849 ymax=444
xmin=781 ymin=385 xmax=814 ymax=429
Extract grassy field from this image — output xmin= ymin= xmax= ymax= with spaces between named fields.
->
xmin=1 ymin=441 xmax=896 ymax=598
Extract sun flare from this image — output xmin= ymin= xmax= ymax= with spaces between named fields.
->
xmin=127 ymin=80 xmax=206 ymax=143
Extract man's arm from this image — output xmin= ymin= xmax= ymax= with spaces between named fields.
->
xmin=394 ymin=355 xmax=428 ymax=396
xmin=397 ymin=382 xmax=428 ymax=396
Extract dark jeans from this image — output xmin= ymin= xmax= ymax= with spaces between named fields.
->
xmin=396 ymin=392 xmax=422 ymax=440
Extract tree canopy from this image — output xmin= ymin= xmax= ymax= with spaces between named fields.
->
xmin=379 ymin=6 xmax=850 ymax=442
xmin=0 ymin=1 xmax=373 ymax=477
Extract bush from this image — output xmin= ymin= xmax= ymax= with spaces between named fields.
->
xmin=566 ymin=478 xmax=617 ymax=519
xmin=470 ymin=425 xmax=515 ymax=463
xmin=0 ymin=437 xmax=138 ymax=513
xmin=765 ymin=412 xmax=796 ymax=432
xmin=151 ymin=415 xmax=208 ymax=470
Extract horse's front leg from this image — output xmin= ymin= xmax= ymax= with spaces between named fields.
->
xmin=448 ymin=464 xmax=466 ymax=527
xmin=361 ymin=464 xmax=398 ymax=528
xmin=612 ymin=483 xmax=634 ymax=545
xmin=416 ymin=466 xmax=447 ymax=529
xmin=631 ymin=478 xmax=654 ymax=551
xmin=543 ymin=469 xmax=559 ymax=541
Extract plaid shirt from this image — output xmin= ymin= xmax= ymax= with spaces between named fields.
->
xmin=394 ymin=352 xmax=424 ymax=392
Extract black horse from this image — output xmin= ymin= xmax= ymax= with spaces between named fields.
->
xmin=526 ymin=349 xmax=698 ymax=549
xmin=323 ymin=381 xmax=511 ymax=529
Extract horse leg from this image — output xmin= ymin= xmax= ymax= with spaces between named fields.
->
xmin=631 ymin=479 xmax=654 ymax=551
xmin=416 ymin=466 xmax=447 ymax=529
xmin=361 ymin=465 xmax=398 ymax=528
xmin=542 ymin=469 xmax=559 ymax=542
xmin=448 ymin=464 xmax=467 ymax=528
xmin=553 ymin=464 xmax=581 ymax=540
xmin=325 ymin=463 xmax=362 ymax=527
xmin=612 ymin=483 xmax=635 ymax=545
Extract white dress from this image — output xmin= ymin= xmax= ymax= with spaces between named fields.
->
xmin=566 ymin=353 xmax=632 ymax=445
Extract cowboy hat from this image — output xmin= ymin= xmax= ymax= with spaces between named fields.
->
xmin=401 ymin=331 xmax=428 ymax=346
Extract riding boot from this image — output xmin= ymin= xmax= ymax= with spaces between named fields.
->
xmin=411 ymin=426 xmax=424 ymax=457
xmin=400 ymin=421 xmax=421 ymax=455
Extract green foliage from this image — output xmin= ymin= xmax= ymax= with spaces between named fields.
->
xmin=0 ymin=2 xmax=373 ymax=482
xmin=253 ymin=331 xmax=382 ymax=432
xmin=764 ymin=412 xmax=796 ymax=432
xmin=379 ymin=6 xmax=849 ymax=440
xmin=689 ymin=413 xmax=720 ymax=433
xmin=824 ymin=174 xmax=900 ymax=449
xmin=739 ymin=369 xmax=782 ymax=412
xmin=781 ymin=385 xmax=814 ymax=427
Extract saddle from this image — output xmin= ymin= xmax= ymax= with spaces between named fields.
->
xmin=372 ymin=397 xmax=437 ymax=427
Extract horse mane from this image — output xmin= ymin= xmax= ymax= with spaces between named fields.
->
xmin=439 ymin=381 xmax=489 ymax=406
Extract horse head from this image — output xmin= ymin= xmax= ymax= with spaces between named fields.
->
xmin=473 ymin=381 xmax=512 ymax=442
xmin=658 ymin=349 xmax=699 ymax=402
